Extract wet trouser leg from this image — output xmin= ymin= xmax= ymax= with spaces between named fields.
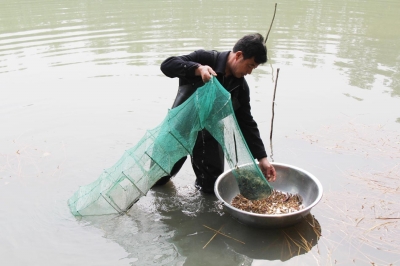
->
xmin=191 ymin=129 xmax=224 ymax=193
xmin=153 ymin=129 xmax=224 ymax=190
xmin=153 ymin=156 xmax=187 ymax=186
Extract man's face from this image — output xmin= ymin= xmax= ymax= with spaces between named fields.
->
xmin=231 ymin=52 xmax=259 ymax=78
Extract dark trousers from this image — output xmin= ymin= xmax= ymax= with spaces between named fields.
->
xmin=154 ymin=84 xmax=224 ymax=192
xmin=156 ymin=129 xmax=224 ymax=193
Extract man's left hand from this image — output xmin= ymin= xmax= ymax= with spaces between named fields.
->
xmin=258 ymin=157 xmax=276 ymax=182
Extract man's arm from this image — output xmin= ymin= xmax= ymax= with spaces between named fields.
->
xmin=235 ymin=80 xmax=277 ymax=181
xmin=160 ymin=50 xmax=216 ymax=81
xmin=235 ymin=80 xmax=267 ymax=159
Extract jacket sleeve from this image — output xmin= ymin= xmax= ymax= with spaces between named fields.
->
xmin=160 ymin=50 xmax=214 ymax=79
xmin=235 ymin=80 xmax=268 ymax=160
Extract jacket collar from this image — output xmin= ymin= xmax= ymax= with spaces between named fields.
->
xmin=214 ymin=51 xmax=230 ymax=76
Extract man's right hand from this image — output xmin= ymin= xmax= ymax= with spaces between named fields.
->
xmin=195 ymin=65 xmax=217 ymax=83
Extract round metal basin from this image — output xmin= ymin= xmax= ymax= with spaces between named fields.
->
xmin=214 ymin=162 xmax=323 ymax=228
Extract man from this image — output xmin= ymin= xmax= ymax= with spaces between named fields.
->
xmin=156 ymin=33 xmax=276 ymax=193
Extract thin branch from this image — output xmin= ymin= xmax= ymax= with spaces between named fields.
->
xmin=265 ymin=3 xmax=278 ymax=43
xmin=202 ymin=225 xmax=245 ymax=245
xmin=203 ymin=225 xmax=224 ymax=249
xmin=270 ymin=68 xmax=280 ymax=145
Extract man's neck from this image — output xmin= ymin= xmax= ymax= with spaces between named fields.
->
xmin=225 ymin=52 xmax=235 ymax=77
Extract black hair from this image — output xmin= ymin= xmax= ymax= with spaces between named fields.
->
xmin=232 ymin=33 xmax=267 ymax=64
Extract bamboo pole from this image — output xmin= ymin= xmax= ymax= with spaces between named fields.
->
xmin=270 ymin=68 xmax=280 ymax=148
xmin=265 ymin=3 xmax=277 ymax=43
xmin=264 ymin=3 xmax=278 ymax=159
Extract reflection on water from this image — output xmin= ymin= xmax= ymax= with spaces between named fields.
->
xmin=151 ymin=183 xmax=321 ymax=264
xmin=1 ymin=0 xmax=399 ymax=97
xmin=230 ymin=215 xmax=321 ymax=262
xmin=84 ymin=182 xmax=321 ymax=265
xmin=271 ymin=1 xmax=400 ymax=96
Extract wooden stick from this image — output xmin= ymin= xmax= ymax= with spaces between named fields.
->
xmin=203 ymin=225 xmax=224 ymax=249
xmin=265 ymin=3 xmax=278 ymax=43
xmin=202 ymin=225 xmax=245 ymax=245
xmin=270 ymin=68 xmax=280 ymax=145
xmin=265 ymin=3 xmax=278 ymax=158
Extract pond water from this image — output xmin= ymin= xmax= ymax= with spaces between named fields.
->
xmin=1 ymin=0 xmax=399 ymax=265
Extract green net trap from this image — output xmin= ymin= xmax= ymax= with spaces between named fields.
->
xmin=68 ymin=77 xmax=273 ymax=216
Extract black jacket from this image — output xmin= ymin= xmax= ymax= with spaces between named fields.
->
xmin=160 ymin=49 xmax=267 ymax=160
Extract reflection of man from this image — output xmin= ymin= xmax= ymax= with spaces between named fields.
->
xmin=155 ymin=33 xmax=276 ymax=193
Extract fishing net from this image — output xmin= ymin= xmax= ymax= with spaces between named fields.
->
xmin=68 ymin=77 xmax=273 ymax=216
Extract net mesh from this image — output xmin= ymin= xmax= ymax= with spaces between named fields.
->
xmin=68 ymin=77 xmax=272 ymax=216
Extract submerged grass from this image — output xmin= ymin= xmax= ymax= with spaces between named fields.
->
xmin=293 ymin=121 xmax=400 ymax=265
xmin=316 ymin=165 xmax=400 ymax=265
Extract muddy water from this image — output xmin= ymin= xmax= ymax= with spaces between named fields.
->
xmin=1 ymin=0 xmax=399 ymax=265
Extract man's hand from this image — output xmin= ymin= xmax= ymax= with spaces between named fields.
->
xmin=195 ymin=65 xmax=217 ymax=83
xmin=258 ymin=157 xmax=276 ymax=182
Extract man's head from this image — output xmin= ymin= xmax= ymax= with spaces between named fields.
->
xmin=227 ymin=33 xmax=267 ymax=78
xmin=233 ymin=33 xmax=267 ymax=64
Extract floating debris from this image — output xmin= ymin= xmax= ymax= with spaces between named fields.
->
xmin=231 ymin=190 xmax=304 ymax=215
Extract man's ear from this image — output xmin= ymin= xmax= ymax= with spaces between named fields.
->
xmin=235 ymin=51 xmax=243 ymax=60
